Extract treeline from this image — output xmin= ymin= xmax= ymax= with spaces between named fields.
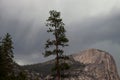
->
xmin=0 ymin=33 xmax=40 ymax=80
xmin=0 ymin=33 xmax=15 ymax=80
xmin=0 ymin=10 xmax=70 ymax=80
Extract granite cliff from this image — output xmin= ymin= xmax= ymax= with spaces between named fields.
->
xmin=63 ymin=48 xmax=120 ymax=80
xmin=23 ymin=49 xmax=120 ymax=80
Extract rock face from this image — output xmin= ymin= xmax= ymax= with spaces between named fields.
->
xmin=22 ymin=48 xmax=120 ymax=80
xmin=65 ymin=48 xmax=120 ymax=80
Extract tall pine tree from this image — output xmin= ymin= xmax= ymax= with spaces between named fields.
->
xmin=0 ymin=33 xmax=14 ymax=80
xmin=43 ymin=10 xmax=69 ymax=80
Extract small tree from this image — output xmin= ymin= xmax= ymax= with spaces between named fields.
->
xmin=43 ymin=10 xmax=69 ymax=80
xmin=0 ymin=33 xmax=14 ymax=80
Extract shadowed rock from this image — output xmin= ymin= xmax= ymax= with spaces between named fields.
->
xmin=66 ymin=48 xmax=120 ymax=80
xmin=22 ymin=48 xmax=120 ymax=80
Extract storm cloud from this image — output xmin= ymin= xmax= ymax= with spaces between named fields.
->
xmin=0 ymin=0 xmax=120 ymax=73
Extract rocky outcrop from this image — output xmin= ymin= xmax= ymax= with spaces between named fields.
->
xmin=13 ymin=63 xmax=43 ymax=80
xmin=64 ymin=48 xmax=120 ymax=80
xmin=22 ymin=48 xmax=120 ymax=80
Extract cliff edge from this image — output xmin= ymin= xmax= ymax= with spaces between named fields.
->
xmin=66 ymin=48 xmax=120 ymax=80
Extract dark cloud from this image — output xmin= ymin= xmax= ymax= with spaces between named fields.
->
xmin=65 ymin=10 xmax=120 ymax=74
xmin=0 ymin=0 xmax=120 ymax=74
xmin=67 ymin=10 xmax=120 ymax=52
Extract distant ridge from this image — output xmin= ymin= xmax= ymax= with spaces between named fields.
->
xmin=22 ymin=48 xmax=120 ymax=80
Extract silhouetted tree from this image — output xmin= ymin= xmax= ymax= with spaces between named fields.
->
xmin=0 ymin=33 xmax=14 ymax=80
xmin=43 ymin=10 xmax=69 ymax=80
xmin=16 ymin=71 xmax=28 ymax=80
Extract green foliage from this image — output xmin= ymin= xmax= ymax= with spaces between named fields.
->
xmin=0 ymin=33 xmax=14 ymax=80
xmin=16 ymin=71 xmax=28 ymax=80
xmin=44 ymin=10 xmax=69 ymax=51
xmin=5 ymin=71 xmax=28 ymax=80
xmin=60 ymin=63 xmax=70 ymax=70
xmin=52 ymin=63 xmax=70 ymax=72
xmin=43 ymin=10 xmax=70 ymax=79
xmin=0 ymin=33 xmax=41 ymax=80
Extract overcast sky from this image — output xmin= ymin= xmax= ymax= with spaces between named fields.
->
xmin=0 ymin=0 xmax=120 ymax=73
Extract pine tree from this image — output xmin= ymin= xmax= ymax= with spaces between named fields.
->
xmin=0 ymin=33 xmax=14 ymax=80
xmin=17 ymin=71 xmax=28 ymax=80
xmin=43 ymin=10 xmax=69 ymax=80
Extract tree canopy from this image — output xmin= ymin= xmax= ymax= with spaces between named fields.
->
xmin=43 ymin=10 xmax=70 ymax=80
xmin=0 ymin=33 xmax=14 ymax=80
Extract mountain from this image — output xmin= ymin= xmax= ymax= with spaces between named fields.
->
xmin=22 ymin=48 xmax=120 ymax=80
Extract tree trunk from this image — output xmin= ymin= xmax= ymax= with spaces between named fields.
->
xmin=56 ymin=50 xmax=60 ymax=80
xmin=55 ymin=27 xmax=60 ymax=80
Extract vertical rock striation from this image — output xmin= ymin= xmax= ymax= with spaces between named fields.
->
xmin=70 ymin=48 xmax=120 ymax=80
xmin=22 ymin=48 xmax=120 ymax=80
